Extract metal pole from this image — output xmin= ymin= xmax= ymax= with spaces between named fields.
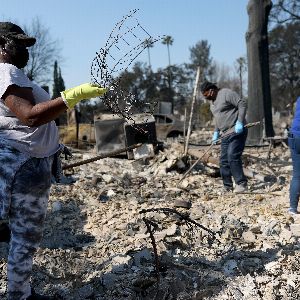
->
xmin=184 ymin=66 xmax=201 ymax=156
xmin=62 ymin=143 xmax=142 ymax=170
xmin=183 ymin=108 xmax=187 ymax=153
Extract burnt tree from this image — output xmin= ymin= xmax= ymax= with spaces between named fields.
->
xmin=246 ymin=0 xmax=275 ymax=144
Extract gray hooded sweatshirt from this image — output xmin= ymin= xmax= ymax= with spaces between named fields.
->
xmin=210 ymin=88 xmax=247 ymax=132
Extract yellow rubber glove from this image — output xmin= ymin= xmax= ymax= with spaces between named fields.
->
xmin=61 ymin=83 xmax=107 ymax=109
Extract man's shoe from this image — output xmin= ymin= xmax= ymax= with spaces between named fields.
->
xmin=288 ymin=208 xmax=299 ymax=215
xmin=222 ymin=186 xmax=233 ymax=193
xmin=0 ymin=221 xmax=10 ymax=243
xmin=234 ymin=183 xmax=248 ymax=194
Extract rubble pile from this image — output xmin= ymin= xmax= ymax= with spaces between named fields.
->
xmin=1 ymin=139 xmax=299 ymax=300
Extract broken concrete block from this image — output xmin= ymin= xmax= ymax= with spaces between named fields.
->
xmin=107 ymin=189 xmax=116 ymax=197
xmin=279 ymin=228 xmax=292 ymax=241
xmin=174 ymin=199 xmax=192 ymax=209
xmin=242 ymin=231 xmax=257 ymax=243
xmin=290 ymin=224 xmax=300 ymax=237
xmin=102 ymin=174 xmax=114 ymax=183
xmin=133 ymin=144 xmax=154 ymax=159
xmin=265 ymin=261 xmax=280 ymax=271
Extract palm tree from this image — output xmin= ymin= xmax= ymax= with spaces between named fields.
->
xmin=162 ymin=36 xmax=174 ymax=111
xmin=143 ymin=38 xmax=154 ymax=69
xmin=162 ymin=35 xmax=174 ymax=66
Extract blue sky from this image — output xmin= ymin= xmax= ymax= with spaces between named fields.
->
xmin=1 ymin=0 xmax=249 ymax=88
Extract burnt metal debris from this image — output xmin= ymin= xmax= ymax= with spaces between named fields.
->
xmin=91 ymin=9 xmax=163 ymax=126
xmin=140 ymin=208 xmax=216 ymax=237
xmin=62 ymin=143 xmax=142 ymax=170
xmin=139 ymin=207 xmax=228 ymax=283
xmin=142 ymin=217 xmax=161 ymax=282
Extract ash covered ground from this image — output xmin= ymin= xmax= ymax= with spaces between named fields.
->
xmin=1 ymin=132 xmax=299 ymax=300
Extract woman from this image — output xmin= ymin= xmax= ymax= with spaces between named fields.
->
xmin=0 ymin=22 xmax=106 ymax=300
xmin=288 ymin=96 xmax=300 ymax=215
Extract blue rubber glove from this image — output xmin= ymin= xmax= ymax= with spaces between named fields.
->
xmin=212 ymin=131 xmax=220 ymax=144
xmin=235 ymin=120 xmax=244 ymax=134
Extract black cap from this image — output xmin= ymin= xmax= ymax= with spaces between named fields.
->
xmin=200 ymin=81 xmax=217 ymax=93
xmin=0 ymin=22 xmax=36 ymax=47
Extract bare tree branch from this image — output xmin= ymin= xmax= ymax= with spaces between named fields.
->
xmin=270 ymin=0 xmax=300 ymax=24
xmin=24 ymin=17 xmax=62 ymax=86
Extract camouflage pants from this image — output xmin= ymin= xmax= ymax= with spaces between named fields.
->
xmin=0 ymin=146 xmax=53 ymax=300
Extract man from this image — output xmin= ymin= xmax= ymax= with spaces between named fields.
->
xmin=0 ymin=22 xmax=106 ymax=300
xmin=200 ymin=81 xmax=248 ymax=193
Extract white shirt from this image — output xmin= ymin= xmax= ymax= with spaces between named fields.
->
xmin=0 ymin=63 xmax=60 ymax=158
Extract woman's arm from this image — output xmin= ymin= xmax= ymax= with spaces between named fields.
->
xmin=3 ymin=84 xmax=67 ymax=127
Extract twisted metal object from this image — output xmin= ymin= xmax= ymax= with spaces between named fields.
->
xmin=91 ymin=9 xmax=163 ymax=125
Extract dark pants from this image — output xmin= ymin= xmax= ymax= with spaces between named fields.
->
xmin=288 ymin=135 xmax=300 ymax=211
xmin=220 ymin=129 xmax=248 ymax=188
